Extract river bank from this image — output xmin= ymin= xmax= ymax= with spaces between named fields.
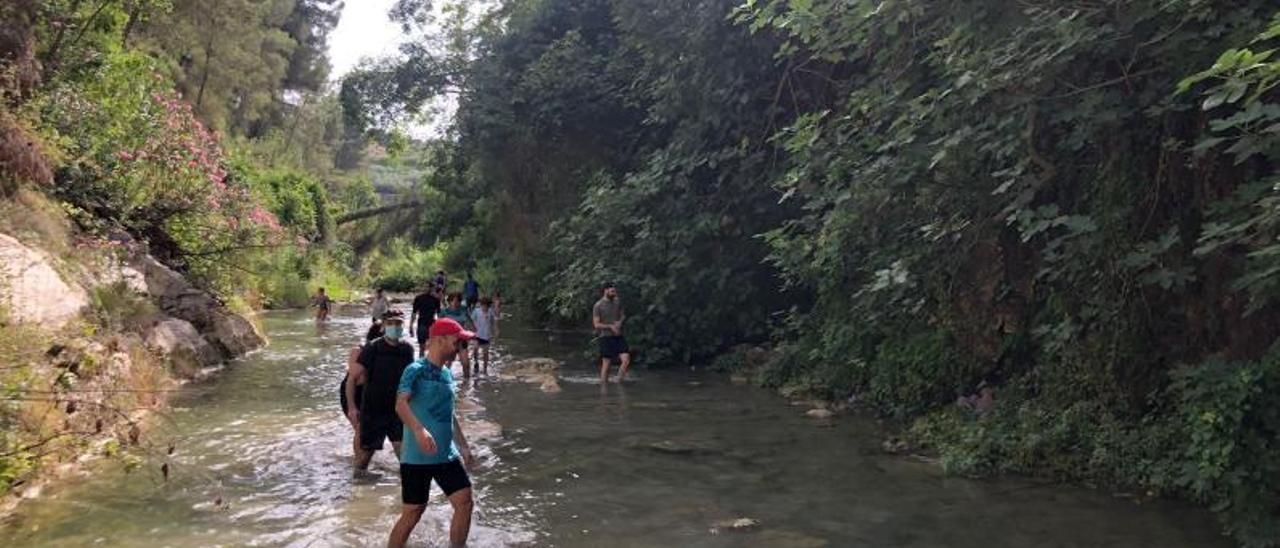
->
xmin=0 ymin=202 xmax=266 ymax=515
xmin=0 ymin=307 xmax=1229 ymax=546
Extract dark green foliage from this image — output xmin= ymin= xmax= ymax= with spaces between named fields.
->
xmin=341 ymin=1 xmax=1280 ymax=543
xmin=1162 ymin=352 xmax=1280 ymax=545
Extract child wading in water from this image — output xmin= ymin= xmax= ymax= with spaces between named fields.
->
xmin=441 ymin=292 xmax=474 ymax=377
xmin=313 ymin=287 xmax=332 ymax=322
xmin=470 ymin=297 xmax=496 ymax=376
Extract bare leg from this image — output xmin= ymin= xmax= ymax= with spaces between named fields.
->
xmin=481 ymin=346 xmax=490 ymax=375
xmin=617 ymin=352 xmax=632 ymax=383
xmin=448 ymin=487 xmax=474 ymax=546
xmin=599 ymin=358 xmax=611 ymax=384
xmin=460 ymin=350 xmax=472 ymax=378
xmin=388 ymin=504 xmax=426 ymax=548
xmin=352 ymin=422 xmax=361 ymax=461
xmin=353 ymin=446 xmax=374 ymax=471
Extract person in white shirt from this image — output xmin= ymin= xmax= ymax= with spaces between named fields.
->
xmin=370 ymin=288 xmax=389 ymax=323
xmin=470 ymin=297 xmax=495 ymax=376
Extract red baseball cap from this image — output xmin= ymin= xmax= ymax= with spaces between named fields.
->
xmin=428 ymin=318 xmax=475 ymax=340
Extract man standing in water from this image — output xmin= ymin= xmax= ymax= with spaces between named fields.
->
xmin=463 ymin=272 xmax=480 ymax=309
xmin=409 ymin=283 xmax=441 ymax=357
xmin=390 ymin=318 xmax=475 ymax=548
xmin=346 ymin=311 xmax=415 ymax=471
xmin=593 ymin=282 xmax=631 ymax=383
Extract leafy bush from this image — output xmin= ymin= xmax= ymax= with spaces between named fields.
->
xmin=37 ymin=51 xmax=285 ymax=292
xmin=1158 ymin=353 xmax=1280 ymax=546
xmin=370 ymin=238 xmax=444 ymax=292
xmin=913 ymin=348 xmax=1280 ymax=547
xmin=87 ymin=281 xmax=159 ymax=333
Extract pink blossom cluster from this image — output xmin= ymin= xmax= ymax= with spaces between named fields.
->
xmin=109 ymin=90 xmax=284 ymax=239
xmin=247 ymin=204 xmax=283 ymax=232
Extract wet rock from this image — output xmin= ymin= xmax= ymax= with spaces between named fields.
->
xmin=501 ymin=357 xmax=561 ymax=379
xmin=208 ymin=310 xmax=264 ymax=357
xmin=146 ymin=318 xmax=221 ymax=377
xmin=709 ymin=517 xmax=759 ymax=534
xmin=642 ymin=440 xmax=721 ymax=456
xmin=539 ymin=377 xmax=562 ymax=393
xmin=463 ymin=419 xmax=503 ymax=441
xmin=0 ymin=232 xmax=88 ymax=327
xmin=881 ymin=437 xmax=910 ymax=454
xmin=805 ymin=408 xmax=834 ymax=419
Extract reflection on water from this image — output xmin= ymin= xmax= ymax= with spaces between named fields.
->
xmin=1 ymin=308 xmax=1227 ymax=547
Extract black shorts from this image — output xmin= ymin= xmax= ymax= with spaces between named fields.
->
xmin=401 ymin=459 xmax=471 ymax=505
xmin=338 ymin=377 xmax=363 ymax=414
xmin=474 ymin=338 xmax=490 ymax=346
xmin=359 ymin=412 xmax=403 ymax=451
xmin=599 ymin=336 xmax=630 ymax=359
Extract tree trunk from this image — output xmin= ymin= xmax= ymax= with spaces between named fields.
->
xmin=120 ymin=3 xmax=142 ymax=49
xmin=195 ymin=34 xmax=214 ymax=108
xmin=334 ymin=200 xmax=423 ymax=225
xmin=42 ymin=0 xmax=86 ymax=70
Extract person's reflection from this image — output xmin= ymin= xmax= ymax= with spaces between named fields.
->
xmin=598 ymin=380 xmax=629 ymax=416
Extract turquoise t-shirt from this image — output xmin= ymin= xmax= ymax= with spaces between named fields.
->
xmin=441 ymin=306 xmax=468 ymax=326
xmin=397 ymin=357 xmax=461 ymax=465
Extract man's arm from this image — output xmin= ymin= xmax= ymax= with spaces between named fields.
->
xmin=409 ymin=301 xmax=418 ymax=335
xmin=396 ymin=393 xmax=437 ymax=456
xmin=591 ymin=304 xmax=609 ymax=331
xmin=453 ymin=413 xmax=472 ymax=466
xmin=345 ymin=350 xmax=365 ymax=425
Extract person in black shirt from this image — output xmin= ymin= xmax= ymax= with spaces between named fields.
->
xmin=346 ymin=311 xmax=415 ymax=471
xmin=409 ymin=284 xmax=441 ymax=356
xmin=339 ymin=321 xmax=385 ymax=461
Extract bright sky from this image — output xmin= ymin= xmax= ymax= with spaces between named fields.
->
xmin=328 ymin=0 xmax=451 ymax=138
xmin=328 ymin=0 xmax=403 ymax=81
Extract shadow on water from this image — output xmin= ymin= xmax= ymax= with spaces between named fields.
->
xmin=1 ymin=307 xmax=1229 ymax=547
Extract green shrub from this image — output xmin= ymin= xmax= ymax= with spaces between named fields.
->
xmin=912 ymin=348 xmax=1280 ymax=547
xmin=264 ymin=272 xmax=311 ymax=309
xmin=370 ymin=238 xmax=444 ymax=292
xmin=1158 ymin=352 xmax=1280 ymax=546
xmin=88 ymin=281 xmax=159 ymax=333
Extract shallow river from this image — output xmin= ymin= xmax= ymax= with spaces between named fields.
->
xmin=2 ymin=308 xmax=1228 ymax=547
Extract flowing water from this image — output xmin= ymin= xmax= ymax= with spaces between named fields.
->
xmin=1 ymin=307 xmax=1228 ymax=547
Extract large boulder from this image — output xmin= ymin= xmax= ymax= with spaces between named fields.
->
xmin=145 ymin=318 xmax=221 ymax=376
xmin=0 ymin=233 xmax=87 ymax=326
xmin=500 ymin=357 xmax=560 ymax=379
xmin=133 ymin=255 xmax=263 ymax=356
xmin=500 ymin=357 xmax=562 ymax=393
xmin=208 ymin=309 xmax=263 ymax=357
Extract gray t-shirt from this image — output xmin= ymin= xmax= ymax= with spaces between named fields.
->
xmin=370 ymin=295 xmax=389 ymax=318
xmin=593 ymin=297 xmax=624 ymax=337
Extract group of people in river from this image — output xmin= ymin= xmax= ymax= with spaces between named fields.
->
xmin=331 ymin=275 xmax=628 ymax=547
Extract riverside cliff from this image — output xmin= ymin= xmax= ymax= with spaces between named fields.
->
xmin=0 ymin=193 xmax=264 ymax=508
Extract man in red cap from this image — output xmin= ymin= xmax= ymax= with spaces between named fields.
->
xmin=389 ymin=317 xmax=476 ymax=548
